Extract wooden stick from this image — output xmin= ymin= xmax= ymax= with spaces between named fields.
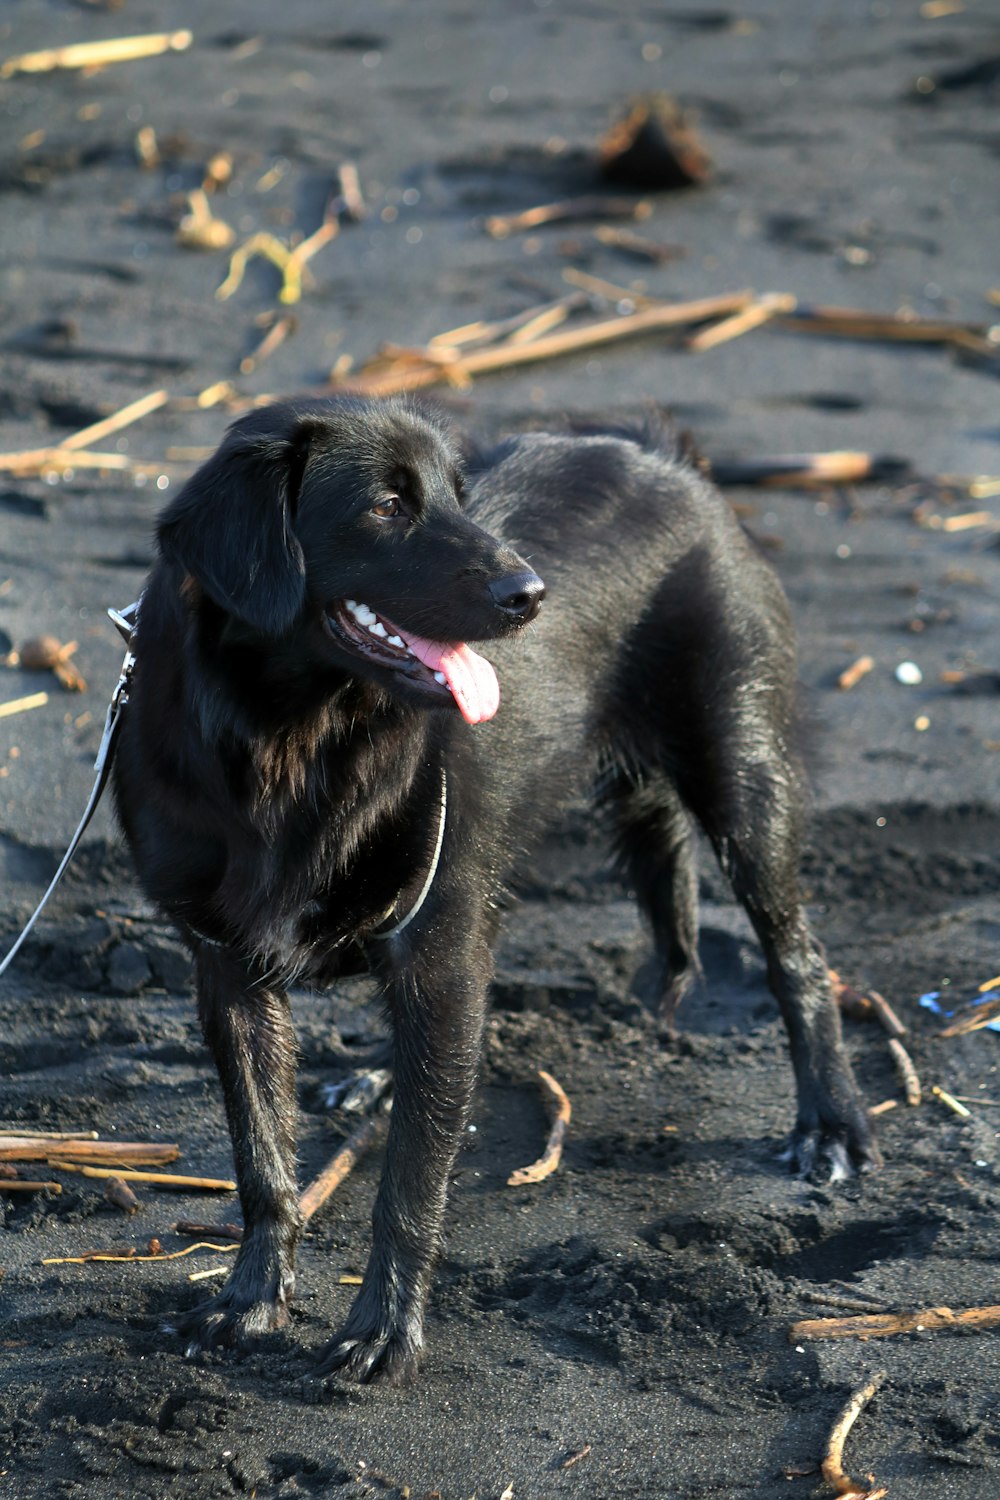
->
xmin=821 ymin=1371 xmax=887 ymax=1499
xmin=838 ymin=656 xmax=875 ymax=692
xmin=338 ymin=290 xmax=754 ymax=396
xmin=688 ymin=292 xmax=798 ymax=352
xmin=507 ymin=1070 xmax=572 ymax=1186
xmin=868 ymin=1099 xmax=898 ymax=1117
xmin=0 ymin=692 xmax=49 ymax=720
xmin=868 ymin=991 xmax=907 ymax=1039
xmin=1 ymin=30 xmax=193 ymax=79
xmin=887 ymin=1038 xmax=921 ymax=1105
xmin=931 ymin=1085 xmax=971 ymax=1118
xmin=0 ymin=1180 xmax=62 ymax=1194
xmin=429 ymin=294 xmax=586 ymax=351
xmin=299 ymin=1113 xmax=387 ymax=1224
xmin=49 ymin=1161 xmax=235 ymax=1190
xmin=0 ymin=1139 xmax=179 ymax=1164
xmin=484 ymin=196 xmax=651 ymax=238
xmin=791 ymin=1305 xmax=1000 ymax=1342
xmin=60 ymin=390 xmax=169 ymax=451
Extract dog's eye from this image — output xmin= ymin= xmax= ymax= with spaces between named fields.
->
xmin=371 ymin=496 xmax=400 ymax=519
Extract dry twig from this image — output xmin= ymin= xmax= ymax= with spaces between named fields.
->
xmin=938 ymin=995 xmax=1000 ymax=1037
xmin=1 ymin=1180 xmax=62 ymax=1194
xmin=336 ymin=289 xmax=753 ymax=397
xmin=484 ymin=196 xmax=652 ymax=238
xmin=821 ymin=1371 xmax=887 ymax=1499
xmin=507 ymin=1070 xmax=572 ymax=1186
xmin=42 ymin=1241 xmax=238 ymax=1267
xmin=1 ymin=30 xmax=193 ymax=78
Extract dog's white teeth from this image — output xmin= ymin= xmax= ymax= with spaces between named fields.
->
xmin=370 ymin=621 xmax=388 ymax=638
xmin=353 ymin=603 xmax=377 ymax=626
xmin=434 ymin=671 xmax=447 ymax=685
xmin=387 ymin=634 xmax=405 ymax=648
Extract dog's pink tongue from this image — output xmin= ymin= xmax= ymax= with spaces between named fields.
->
xmin=401 ymin=633 xmax=500 ymax=724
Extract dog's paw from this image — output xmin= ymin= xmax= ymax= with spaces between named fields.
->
xmin=314 ymin=1321 xmax=422 ymax=1386
xmin=170 ymin=1285 xmax=292 ymax=1357
xmin=784 ymin=1119 xmax=881 ymax=1183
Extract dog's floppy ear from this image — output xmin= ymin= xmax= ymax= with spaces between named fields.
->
xmin=157 ymin=408 xmax=312 ymax=636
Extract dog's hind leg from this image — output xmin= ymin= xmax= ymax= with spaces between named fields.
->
xmin=316 ymin=927 xmax=492 ymax=1385
xmin=605 ymin=770 xmax=701 ymax=1031
xmin=688 ymin=747 xmax=880 ymax=1182
xmin=172 ymin=945 xmax=302 ymax=1353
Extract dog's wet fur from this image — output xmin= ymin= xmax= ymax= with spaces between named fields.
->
xmin=113 ymin=396 xmax=878 ymax=1384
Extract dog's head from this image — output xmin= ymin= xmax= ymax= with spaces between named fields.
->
xmin=157 ymin=398 xmax=543 ymax=724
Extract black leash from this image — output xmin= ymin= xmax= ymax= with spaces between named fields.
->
xmin=0 ymin=600 xmax=139 ymax=979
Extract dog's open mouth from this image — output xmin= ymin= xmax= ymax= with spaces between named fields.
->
xmin=324 ymin=598 xmax=500 ymax=725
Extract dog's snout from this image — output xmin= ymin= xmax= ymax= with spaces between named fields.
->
xmin=489 ymin=570 xmax=546 ymax=623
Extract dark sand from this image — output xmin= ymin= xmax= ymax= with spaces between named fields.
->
xmin=1 ymin=2 xmax=999 ymax=1496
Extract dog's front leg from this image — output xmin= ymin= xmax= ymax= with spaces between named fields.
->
xmin=173 ymin=944 xmax=301 ymax=1353
xmin=316 ymin=932 xmax=491 ymax=1385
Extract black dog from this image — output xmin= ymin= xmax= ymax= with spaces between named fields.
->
xmin=112 ymin=396 xmax=877 ymax=1384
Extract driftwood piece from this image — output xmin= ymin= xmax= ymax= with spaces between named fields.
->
xmin=507 ymin=1070 xmax=572 ymax=1187
xmin=791 ymin=1305 xmax=1000 ymax=1342
xmin=821 ymin=1371 xmax=887 ymax=1500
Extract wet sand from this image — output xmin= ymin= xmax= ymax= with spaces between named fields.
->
xmin=1 ymin=2 xmax=999 ymax=1496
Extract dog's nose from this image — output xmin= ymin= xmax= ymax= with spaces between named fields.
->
xmin=488 ymin=570 xmax=546 ymax=623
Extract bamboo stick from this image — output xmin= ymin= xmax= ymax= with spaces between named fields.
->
xmin=0 ymin=693 xmax=49 ymax=721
